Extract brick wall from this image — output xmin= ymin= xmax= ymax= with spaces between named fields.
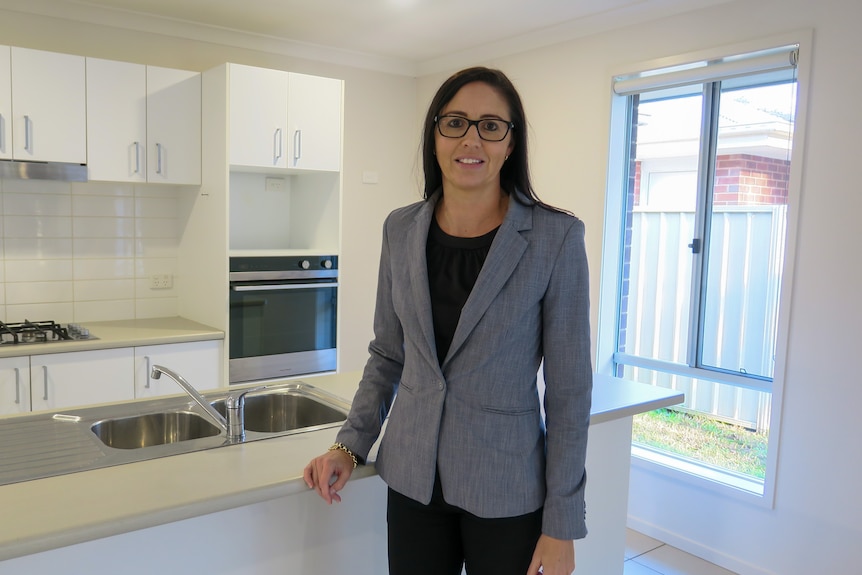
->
xmin=713 ymin=154 xmax=790 ymax=206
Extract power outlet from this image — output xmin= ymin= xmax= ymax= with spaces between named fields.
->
xmin=265 ymin=177 xmax=286 ymax=192
xmin=150 ymin=274 xmax=173 ymax=289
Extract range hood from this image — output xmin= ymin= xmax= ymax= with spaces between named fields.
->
xmin=0 ymin=160 xmax=88 ymax=182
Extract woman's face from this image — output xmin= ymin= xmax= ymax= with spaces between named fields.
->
xmin=434 ymin=81 xmax=514 ymax=196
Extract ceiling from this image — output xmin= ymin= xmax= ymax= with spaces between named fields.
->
xmin=6 ymin=0 xmax=732 ymax=75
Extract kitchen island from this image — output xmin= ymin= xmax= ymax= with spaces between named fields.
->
xmin=0 ymin=371 xmax=682 ymax=575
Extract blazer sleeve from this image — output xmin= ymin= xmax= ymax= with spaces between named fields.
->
xmin=541 ymin=217 xmax=593 ymax=540
xmin=335 ymin=215 xmax=404 ymax=461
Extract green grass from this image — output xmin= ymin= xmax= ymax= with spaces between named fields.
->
xmin=632 ymin=408 xmax=768 ymax=479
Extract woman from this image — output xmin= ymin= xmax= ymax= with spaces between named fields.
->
xmin=304 ymin=67 xmax=592 ymax=575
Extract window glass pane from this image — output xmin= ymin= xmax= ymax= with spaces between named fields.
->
xmin=617 ymin=90 xmax=702 ymax=364
xmin=700 ymin=80 xmax=797 ymax=379
xmin=624 ymin=365 xmax=770 ymax=482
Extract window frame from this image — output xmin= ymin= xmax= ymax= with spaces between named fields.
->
xmin=596 ymin=31 xmax=813 ymax=506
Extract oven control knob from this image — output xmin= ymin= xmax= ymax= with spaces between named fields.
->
xmin=322 ymin=259 xmax=333 ymax=269
xmin=299 ymin=260 xmax=311 ymax=270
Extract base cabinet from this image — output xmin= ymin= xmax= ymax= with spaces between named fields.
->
xmin=0 ymin=339 xmax=223 ymax=413
xmin=134 ymin=340 xmax=222 ymax=398
xmin=0 ymin=357 xmax=30 ymax=415
xmin=29 ymin=348 xmax=134 ymax=412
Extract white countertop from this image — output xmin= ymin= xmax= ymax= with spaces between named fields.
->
xmin=0 ymin=317 xmax=224 ymax=358
xmin=0 ymin=371 xmax=682 ymax=562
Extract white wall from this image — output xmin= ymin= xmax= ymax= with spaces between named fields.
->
xmin=415 ymin=0 xmax=860 ymax=573
xmin=0 ymin=8 xmax=417 ymax=369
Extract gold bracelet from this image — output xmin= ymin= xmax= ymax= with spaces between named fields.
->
xmin=328 ymin=442 xmax=358 ymax=469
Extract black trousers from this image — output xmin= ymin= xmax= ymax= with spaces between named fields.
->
xmin=387 ymin=474 xmax=543 ymax=575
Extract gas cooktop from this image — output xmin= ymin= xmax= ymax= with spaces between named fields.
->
xmin=0 ymin=320 xmax=97 ymax=345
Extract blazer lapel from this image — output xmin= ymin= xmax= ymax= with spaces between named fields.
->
xmin=406 ymin=195 xmax=440 ymax=368
xmin=442 ymin=197 xmax=532 ymax=367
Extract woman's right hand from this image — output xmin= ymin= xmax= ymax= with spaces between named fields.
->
xmin=303 ymin=449 xmax=355 ymax=504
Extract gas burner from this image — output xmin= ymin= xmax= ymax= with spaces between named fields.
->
xmin=0 ymin=320 xmax=96 ymax=345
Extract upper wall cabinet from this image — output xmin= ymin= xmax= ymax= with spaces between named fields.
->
xmin=86 ymin=58 xmax=147 ymax=182
xmin=287 ymin=72 xmax=342 ymax=172
xmin=87 ymin=58 xmax=201 ymax=185
xmin=0 ymin=46 xmax=10 ymax=160
xmin=229 ymin=64 xmax=289 ymax=169
xmin=147 ymin=66 xmax=201 ymax=185
xmin=229 ymin=64 xmax=342 ymax=172
xmin=9 ymin=47 xmax=86 ymax=164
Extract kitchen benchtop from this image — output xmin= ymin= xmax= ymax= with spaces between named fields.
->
xmin=0 ymin=371 xmax=682 ymax=562
xmin=0 ymin=317 xmax=223 ymax=358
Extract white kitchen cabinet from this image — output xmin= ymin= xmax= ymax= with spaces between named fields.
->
xmin=228 ymin=65 xmax=342 ymax=172
xmin=286 ymin=72 xmax=342 ymax=172
xmin=10 ymin=47 xmax=86 ymax=164
xmin=134 ymin=340 xmax=223 ymax=398
xmin=87 ymin=60 xmax=201 ymax=184
xmin=146 ymin=66 xmax=201 ymax=185
xmin=229 ymin=63 xmax=289 ymax=169
xmin=0 ymin=45 xmax=10 ymax=160
xmin=86 ymin=58 xmax=147 ymax=182
xmin=0 ymin=356 xmax=30 ymax=415
xmin=29 ymin=348 xmax=134 ymax=412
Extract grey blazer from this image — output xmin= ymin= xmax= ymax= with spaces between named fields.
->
xmin=336 ymin=191 xmax=592 ymax=540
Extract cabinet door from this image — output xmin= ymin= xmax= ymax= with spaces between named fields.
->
xmin=30 ymin=348 xmax=134 ymax=412
xmin=86 ymin=58 xmax=147 ymax=182
xmin=0 ymin=356 xmax=30 ymax=415
xmin=147 ymin=66 xmax=201 ymax=185
xmin=0 ymin=45 xmax=10 ymax=160
xmin=229 ymin=64 xmax=289 ymax=169
xmin=10 ymin=47 xmax=86 ymax=163
xmin=135 ymin=340 xmax=223 ymax=398
xmin=287 ymin=72 xmax=342 ymax=172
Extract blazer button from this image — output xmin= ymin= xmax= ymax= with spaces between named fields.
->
xmin=438 ymin=381 xmax=444 ymax=390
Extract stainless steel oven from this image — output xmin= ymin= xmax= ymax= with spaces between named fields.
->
xmin=229 ymin=255 xmax=338 ymax=383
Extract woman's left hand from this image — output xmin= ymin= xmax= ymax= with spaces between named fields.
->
xmin=526 ymin=534 xmax=575 ymax=575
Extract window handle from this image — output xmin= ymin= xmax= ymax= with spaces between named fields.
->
xmin=688 ymin=238 xmax=702 ymax=254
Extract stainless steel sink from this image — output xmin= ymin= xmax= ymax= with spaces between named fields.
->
xmin=211 ymin=389 xmax=347 ymax=433
xmin=0 ymin=381 xmax=351 ymax=487
xmin=91 ymin=411 xmax=222 ymax=449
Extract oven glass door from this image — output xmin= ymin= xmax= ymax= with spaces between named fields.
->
xmin=229 ymin=280 xmax=337 ymax=382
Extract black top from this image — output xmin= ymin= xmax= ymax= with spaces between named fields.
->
xmin=426 ymin=216 xmax=498 ymax=364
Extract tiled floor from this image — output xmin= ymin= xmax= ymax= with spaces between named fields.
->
xmin=624 ymin=529 xmax=739 ymax=575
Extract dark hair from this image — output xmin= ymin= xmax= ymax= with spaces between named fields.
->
xmin=421 ymin=67 xmax=554 ymax=210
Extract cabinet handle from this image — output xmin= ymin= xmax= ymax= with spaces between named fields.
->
xmin=133 ymin=141 xmax=141 ymax=174
xmin=293 ymin=129 xmax=302 ymax=164
xmin=42 ymin=366 xmax=49 ymax=401
xmin=156 ymin=143 xmax=163 ymax=175
xmin=13 ymin=368 xmax=20 ymax=405
xmin=274 ymin=128 xmax=283 ymax=163
xmin=144 ymin=356 xmax=151 ymax=389
xmin=24 ymin=115 xmax=32 ymax=152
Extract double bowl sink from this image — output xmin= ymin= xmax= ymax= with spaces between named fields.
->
xmin=0 ymin=381 xmax=350 ymax=486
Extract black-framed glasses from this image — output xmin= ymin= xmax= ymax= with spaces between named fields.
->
xmin=434 ymin=115 xmax=514 ymax=142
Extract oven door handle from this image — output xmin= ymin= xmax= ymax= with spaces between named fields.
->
xmin=231 ymin=282 xmax=339 ymax=292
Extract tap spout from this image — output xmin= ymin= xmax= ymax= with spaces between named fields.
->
xmin=150 ymin=365 xmax=228 ymax=433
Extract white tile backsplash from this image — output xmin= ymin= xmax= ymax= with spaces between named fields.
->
xmin=4 ymin=238 xmax=74 ymax=260
xmin=4 ymin=215 xmax=73 ymax=238
xmin=72 ymin=194 xmax=135 ymax=217
xmin=5 ymin=259 xmax=74 ymax=282
xmin=135 ymin=297 xmax=177 ymax=319
xmin=3 ymin=192 xmax=72 ymax=217
xmin=6 ymin=281 xmax=74 ymax=305
xmin=0 ymin=180 xmax=180 ymax=323
xmin=72 ymin=217 xmax=135 ymax=238
xmin=74 ymin=258 xmax=135 ymax=281
xmin=6 ymin=302 xmax=74 ymax=324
